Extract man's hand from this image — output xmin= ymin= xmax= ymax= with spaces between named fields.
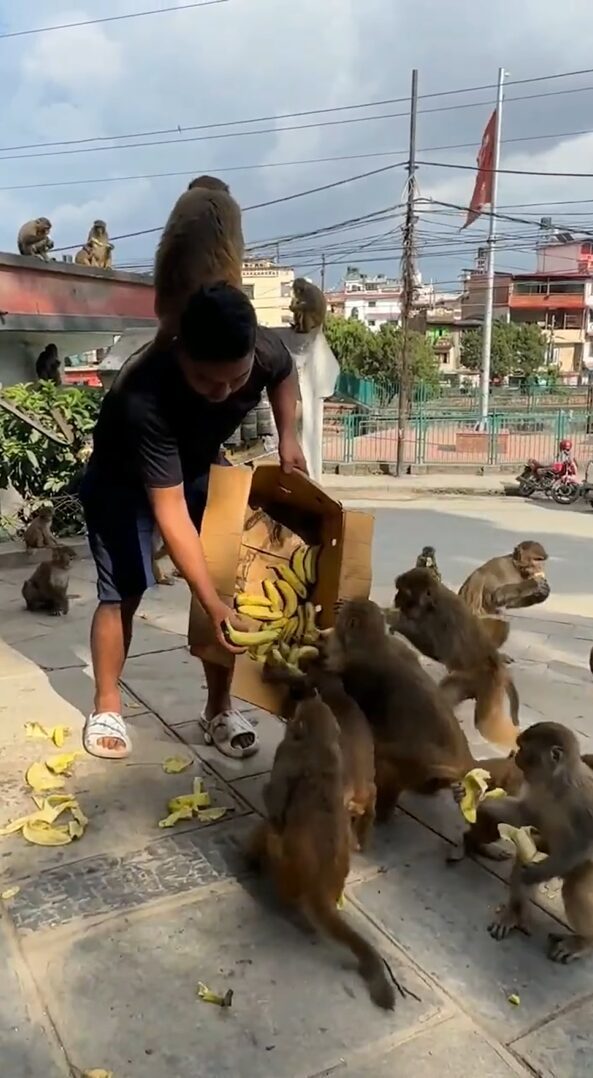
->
xmin=205 ymin=597 xmax=249 ymax=654
xmin=279 ymin=435 xmax=308 ymax=475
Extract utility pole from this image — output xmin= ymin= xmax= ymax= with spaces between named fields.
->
xmin=320 ymin=252 xmax=326 ymax=291
xmin=478 ymin=67 xmax=505 ymax=430
xmin=395 ymin=68 xmax=419 ymax=477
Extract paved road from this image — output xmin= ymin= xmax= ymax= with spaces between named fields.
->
xmin=0 ymin=496 xmax=592 ymax=1077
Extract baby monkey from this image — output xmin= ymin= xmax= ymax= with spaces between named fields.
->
xmin=415 ymin=545 xmax=441 ymax=583
xmin=22 ymin=546 xmax=74 ymax=616
xmin=480 ymin=722 xmax=593 ymax=963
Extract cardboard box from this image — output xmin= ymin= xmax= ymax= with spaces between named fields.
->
xmin=188 ymin=463 xmax=374 ymax=714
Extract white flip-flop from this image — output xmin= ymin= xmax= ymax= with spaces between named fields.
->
xmin=199 ymin=709 xmax=259 ymax=759
xmin=83 ymin=712 xmax=132 ymax=759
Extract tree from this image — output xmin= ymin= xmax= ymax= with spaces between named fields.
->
xmin=323 ymin=314 xmax=380 ymax=375
xmin=324 ymin=315 xmax=440 ymax=389
xmin=460 ymin=321 xmax=547 ymax=379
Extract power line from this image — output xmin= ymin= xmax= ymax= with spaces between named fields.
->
xmin=4 ymin=83 xmax=593 ymax=164
xmin=417 ymin=159 xmax=593 ymax=179
xmin=0 ymin=1 xmax=229 ymax=41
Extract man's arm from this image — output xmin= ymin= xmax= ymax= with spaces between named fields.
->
xmin=268 ymin=364 xmax=307 ymax=474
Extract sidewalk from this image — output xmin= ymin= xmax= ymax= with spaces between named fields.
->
xmin=1 ymin=553 xmax=593 ymax=1077
xmin=322 ymin=472 xmax=513 ymax=501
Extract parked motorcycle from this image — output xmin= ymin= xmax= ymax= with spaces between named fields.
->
xmin=579 ymin=459 xmax=593 ymax=510
xmin=516 ymin=439 xmax=580 ymax=505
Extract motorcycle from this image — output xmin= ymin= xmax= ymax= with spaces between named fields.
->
xmin=516 ymin=455 xmax=580 ymax=505
xmin=579 ymin=460 xmax=593 ymax=510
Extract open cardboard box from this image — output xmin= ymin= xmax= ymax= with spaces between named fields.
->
xmin=188 ymin=463 xmax=374 ymax=714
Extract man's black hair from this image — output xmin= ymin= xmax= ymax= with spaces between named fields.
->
xmin=179 ymin=283 xmax=257 ymax=363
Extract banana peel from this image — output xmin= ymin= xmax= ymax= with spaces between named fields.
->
xmin=1 ymin=886 xmax=20 ymax=900
xmin=158 ymin=804 xmax=194 ymax=828
xmin=498 ymin=824 xmax=547 ymax=864
xmin=25 ymin=722 xmax=70 ymax=747
xmin=25 ymin=762 xmax=66 ymax=792
xmin=197 ymin=982 xmax=233 ymax=1008
xmin=159 ymin=779 xmax=227 ymax=827
xmin=162 ymin=755 xmax=193 ymax=774
xmin=45 ymin=752 xmax=83 ymax=775
xmin=1 ymin=794 xmax=88 ymax=842
xmin=82 ymin=1070 xmax=113 ymax=1078
xmin=458 ymin=768 xmax=506 ymax=824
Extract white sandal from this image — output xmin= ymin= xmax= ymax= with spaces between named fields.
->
xmin=199 ymin=709 xmax=259 ymax=759
xmin=83 ymin=712 xmax=132 ymax=759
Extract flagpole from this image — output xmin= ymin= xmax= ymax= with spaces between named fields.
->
xmin=479 ymin=66 xmax=505 ymax=430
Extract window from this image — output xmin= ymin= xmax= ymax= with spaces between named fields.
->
xmin=281 ymin=281 xmax=292 ymax=298
xmin=242 ymin=284 xmax=255 ymax=299
xmin=367 ymin=319 xmax=376 ymax=327
xmin=368 ymin=300 xmax=376 ymax=308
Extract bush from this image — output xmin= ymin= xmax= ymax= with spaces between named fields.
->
xmin=0 ymin=381 xmax=102 ymax=536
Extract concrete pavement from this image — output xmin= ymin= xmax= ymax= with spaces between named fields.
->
xmin=1 ymin=497 xmax=592 ymax=1077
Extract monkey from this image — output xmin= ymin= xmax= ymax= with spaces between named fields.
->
xmin=323 ymin=599 xmax=477 ymax=823
xmin=74 ymin=243 xmax=94 ymax=266
xmin=35 ymin=343 xmax=61 ymax=385
xmin=22 ymin=546 xmax=74 ymax=615
xmin=151 ymin=530 xmax=178 ymax=586
xmin=17 ymin=217 xmax=53 ymax=259
xmin=477 ymin=722 xmax=593 ymax=963
xmin=154 ymin=175 xmax=244 ymax=337
xmin=391 ymin=568 xmax=520 ymax=750
xmin=263 ymin=658 xmax=376 ymax=851
xmin=458 ymin=541 xmax=550 ymax=617
xmin=247 ymin=691 xmax=396 ymax=1009
xmin=23 ymin=506 xmax=58 ymax=551
xmin=415 ymin=545 xmax=441 ymax=582
xmin=289 ymin=277 xmax=327 ymax=334
xmin=589 ymin=646 xmax=593 ymax=678
xmin=86 ymin=220 xmax=113 ymax=270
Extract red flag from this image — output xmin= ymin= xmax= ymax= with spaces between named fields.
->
xmin=464 ymin=110 xmax=497 ymax=228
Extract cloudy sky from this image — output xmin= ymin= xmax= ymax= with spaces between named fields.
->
xmin=1 ymin=0 xmax=593 ymax=295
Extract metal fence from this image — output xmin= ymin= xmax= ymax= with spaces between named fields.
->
xmin=322 ymin=407 xmax=593 ymax=468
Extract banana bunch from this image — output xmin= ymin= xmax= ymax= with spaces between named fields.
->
xmin=224 ymin=544 xmax=323 ymax=668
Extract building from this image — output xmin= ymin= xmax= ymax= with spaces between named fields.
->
xmin=461 ymin=270 xmax=512 ymax=322
xmin=424 ymin=311 xmax=481 ymax=374
xmin=241 ymin=258 xmax=294 ymax=327
xmin=508 ymin=272 xmax=593 ymax=373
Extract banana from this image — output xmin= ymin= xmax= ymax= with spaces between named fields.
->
xmin=303 ymin=602 xmax=318 ymax=641
xmin=293 ymin=645 xmax=319 ymax=664
xmin=223 ymin=623 xmax=280 ymax=647
xmin=237 ymin=605 xmax=285 ymax=622
xmin=295 ymin=605 xmax=306 ymax=642
xmin=275 ymin=578 xmax=298 ymax=618
xmin=262 ymin=578 xmax=283 ymax=612
xmin=236 ymin=592 xmax=272 ymax=609
xmin=303 ymin=545 xmax=320 ymax=585
xmin=255 ymin=641 xmax=276 ymax=661
xmin=275 ymin=563 xmax=308 ymax=600
xmin=280 ymin=615 xmax=298 ymax=643
xmin=290 ymin=545 xmax=308 ymax=588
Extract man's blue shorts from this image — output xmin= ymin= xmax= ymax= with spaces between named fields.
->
xmin=80 ymin=460 xmax=229 ymax=603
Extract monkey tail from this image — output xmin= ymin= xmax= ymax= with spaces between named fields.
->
xmin=307 ymin=895 xmax=395 ymax=1009
xmin=504 ymin=672 xmax=520 ymax=728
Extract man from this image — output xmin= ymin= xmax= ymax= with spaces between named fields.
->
xmin=80 ymin=283 xmax=306 ymax=761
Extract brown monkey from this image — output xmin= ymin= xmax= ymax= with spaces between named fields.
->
xmin=23 ymin=507 xmax=58 ymax=551
xmin=35 ymin=343 xmax=61 ymax=385
xmin=392 ymin=568 xmax=519 ymax=750
xmin=86 ymin=220 xmax=113 ymax=269
xmin=415 ymin=545 xmax=441 ymax=582
xmin=289 ymin=277 xmax=327 ymax=334
xmin=459 ymin=541 xmax=549 ymax=616
xmin=154 ymin=175 xmax=244 ymax=336
xmin=74 ymin=242 xmax=94 ymax=266
xmin=325 ymin=599 xmax=476 ymax=822
xmin=17 ymin=217 xmax=53 ymax=258
xmin=263 ymin=658 xmax=376 ymax=851
xmin=22 ymin=546 xmax=73 ymax=615
xmin=151 ymin=530 xmax=177 ymax=586
xmin=480 ymin=722 xmax=593 ymax=963
xmin=248 ymin=692 xmax=395 ymax=1009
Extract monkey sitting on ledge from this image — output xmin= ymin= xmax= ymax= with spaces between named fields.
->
xmin=289 ymin=277 xmax=327 ymax=334
xmin=23 ymin=506 xmax=58 ymax=551
xmin=18 ymin=217 xmax=53 ymax=259
xmin=22 ymin=547 xmax=74 ymax=616
xmin=479 ymin=722 xmax=593 ymax=963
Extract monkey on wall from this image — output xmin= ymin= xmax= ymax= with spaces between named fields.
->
xmin=289 ymin=277 xmax=327 ymax=334
xmin=479 ymin=722 xmax=593 ymax=963
xmin=459 ymin=541 xmax=550 ymax=616
xmin=86 ymin=220 xmax=114 ymax=269
xmin=35 ymin=344 xmax=61 ymax=385
xmin=154 ymin=175 xmax=244 ymax=338
xmin=391 ymin=568 xmax=520 ymax=749
xmin=17 ymin=218 xmax=54 ymax=259
xmin=23 ymin=506 xmax=58 ymax=551
xmin=74 ymin=243 xmax=94 ymax=266
xmin=22 ymin=546 xmax=74 ymax=616
xmin=248 ymin=690 xmax=395 ymax=1009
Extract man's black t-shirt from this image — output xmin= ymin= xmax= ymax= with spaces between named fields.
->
xmin=88 ymin=326 xmax=292 ymax=492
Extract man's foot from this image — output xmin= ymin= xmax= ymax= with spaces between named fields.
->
xmin=199 ymin=709 xmax=259 ymax=759
xmin=83 ymin=712 xmax=131 ymax=759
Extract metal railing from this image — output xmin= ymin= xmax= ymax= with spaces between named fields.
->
xmin=322 ymin=407 xmax=593 ymax=468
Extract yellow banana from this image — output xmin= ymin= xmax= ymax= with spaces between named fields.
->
xmin=303 ymin=602 xmax=318 ymax=640
xmin=255 ymin=641 xmax=275 ymax=661
xmin=236 ymin=592 xmax=272 ymax=609
xmin=224 ymin=623 xmax=280 ymax=647
xmin=262 ymin=578 xmax=283 ymax=611
xmin=295 ymin=605 xmax=306 ymax=641
xmin=275 ymin=579 xmax=298 ymax=618
xmin=303 ymin=545 xmax=320 ymax=585
xmin=293 ymin=645 xmax=319 ymax=664
xmin=278 ymin=641 xmax=291 ymax=659
xmin=237 ymin=605 xmax=285 ymax=622
xmin=280 ymin=615 xmax=298 ymax=643
xmin=275 ymin=563 xmax=308 ymax=600
xmin=290 ymin=545 xmax=309 ymax=588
